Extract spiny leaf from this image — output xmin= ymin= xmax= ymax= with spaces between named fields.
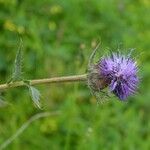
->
xmin=88 ymin=43 xmax=100 ymax=68
xmin=13 ymin=39 xmax=23 ymax=80
xmin=8 ymin=39 xmax=23 ymax=83
xmin=29 ymin=86 xmax=41 ymax=109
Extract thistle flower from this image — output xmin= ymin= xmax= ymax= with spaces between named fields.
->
xmin=88 ymin=47 xmax=139 ymax=101
xmin=99 ymin=52 xmax=139 ymax=100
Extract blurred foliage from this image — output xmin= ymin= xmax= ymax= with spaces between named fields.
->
xmin=0 ymin=0 xmax=150 ymax=150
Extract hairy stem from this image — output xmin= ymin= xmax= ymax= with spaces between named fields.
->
xmin=0 ymin=74 xmax=87 ymax=91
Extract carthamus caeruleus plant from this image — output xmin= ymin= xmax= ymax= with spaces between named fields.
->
xmin=0 ymin=42 xmax=139 ymax=108
xmin=88 ymin=45 xmax=139 ymax=101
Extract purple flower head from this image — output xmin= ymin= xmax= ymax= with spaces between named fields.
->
xmin=99 ymin=52 xmax=139 ymax=100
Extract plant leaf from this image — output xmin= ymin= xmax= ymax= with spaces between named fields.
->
xmin=8 ymin=39 xmax=23 ymax=83
xmin=29 ymin=86 xmax=41 ymax=109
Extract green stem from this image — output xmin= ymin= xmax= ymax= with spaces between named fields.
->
xmin=0 ymin=74 xmax=87 ymax=91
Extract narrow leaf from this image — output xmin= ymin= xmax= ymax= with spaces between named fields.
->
xmin=29 ymin=86 xmax=41 ymax=109
xmin=9 ymin=39 xmax=23 ymax=83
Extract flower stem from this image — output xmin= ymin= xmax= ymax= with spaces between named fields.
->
xmin=0 ymin=74 xmax=87 ymax=91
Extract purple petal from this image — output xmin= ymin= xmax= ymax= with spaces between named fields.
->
xmin=99 ymin=51 xmax=139 ymax=100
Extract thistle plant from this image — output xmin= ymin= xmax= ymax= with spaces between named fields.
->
xmin=88 ymin=46 xmax=139 ymax=101
xmin=99 ymin=52 xmax=139 ymax=100
xmin=0 ymin=42 xmax=139 ymax=108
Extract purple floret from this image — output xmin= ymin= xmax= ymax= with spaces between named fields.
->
xmin=99 ymin=52 xmax=139 ymax=100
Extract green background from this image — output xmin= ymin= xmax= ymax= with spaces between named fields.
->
xmin=0 ymin=0 xmax=149 ymax=149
